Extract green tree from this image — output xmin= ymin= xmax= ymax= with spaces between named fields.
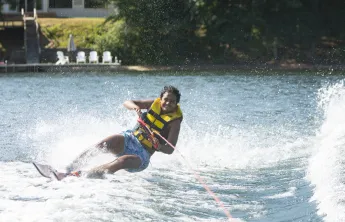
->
xmin=103 ymin=0 xmax=345 ymax=65
xmin=106 ymin=0 xmax=199 ymax=64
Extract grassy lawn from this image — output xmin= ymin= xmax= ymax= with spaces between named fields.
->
xmin=37 ymin=18 xmax=107 ymax=49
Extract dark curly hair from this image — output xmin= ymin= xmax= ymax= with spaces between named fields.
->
xmin=160 ymin=85 xmax=181 ymax=103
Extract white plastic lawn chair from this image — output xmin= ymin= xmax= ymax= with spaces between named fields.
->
xmin=114 ymin=56 xmax=121 ymax=65
xmin=102 ymin=51 xmax=113 ymax=64
xmin=76 ymin=51 xmax=86 ymax=64
xmin=89 ymin=51 xmax=99 ymax=64
xmin=56 ymin=51 xmax=69 ymax=65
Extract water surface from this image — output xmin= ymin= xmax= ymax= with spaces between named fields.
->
xmin=1 ymin=71 xmax=345 ymax=222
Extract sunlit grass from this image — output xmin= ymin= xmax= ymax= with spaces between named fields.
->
xmin=37 ymin=18 xmax=108 ymax=49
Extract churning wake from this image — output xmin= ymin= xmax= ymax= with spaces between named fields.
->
xmin=307 ymin=80 xmax=345 ymax=222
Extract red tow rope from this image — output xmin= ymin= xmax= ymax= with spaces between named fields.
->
xmin=137 ymin=118 xmax=234 ymax=221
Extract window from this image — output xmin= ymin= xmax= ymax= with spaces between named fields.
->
xmin=36 ymin=0 xmax=43 ymax=10
xmin=84 ymin=0 xmax=107 ymax=8
xmin=18 ymin=0 xmax=42 ymax=11
xmin=49 ymin=0 xmax=72 ymax=8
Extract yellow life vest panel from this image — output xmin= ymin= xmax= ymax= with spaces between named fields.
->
xmin=133 ymin=98 xmax=183 ymax=152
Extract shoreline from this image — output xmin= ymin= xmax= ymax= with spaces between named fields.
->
xmin=0 ymin=63 xmax=344 ymax=73
xmin=126 ymin=63 xmax=345 ymax=72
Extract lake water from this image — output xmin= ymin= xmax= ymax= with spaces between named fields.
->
xmin=1 ymin=71 xmax=345 ymax=222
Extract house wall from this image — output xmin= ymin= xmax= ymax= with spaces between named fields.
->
xmin=1 ymin=0 xmax=116 ymax=17
xmin=1 ymin=3 xmax=19 ymax=14
xmin=48 ymin=8 xmax=116 ymax=18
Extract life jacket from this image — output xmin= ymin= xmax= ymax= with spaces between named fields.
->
xmin=133 ymin=98 xmax=183 ymax=153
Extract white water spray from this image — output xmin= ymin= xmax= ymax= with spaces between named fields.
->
xmin=308 ymin=80 xmax=345 ymax=221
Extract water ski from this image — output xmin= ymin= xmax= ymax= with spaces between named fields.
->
xmin=32 ymin=162 xmax=80 ymax=180
xmin=32 ymin=162 xmax=61 ymax=180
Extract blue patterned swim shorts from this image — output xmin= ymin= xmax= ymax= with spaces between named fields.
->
xmin=118 ymin=130 xmax=151 ymax=172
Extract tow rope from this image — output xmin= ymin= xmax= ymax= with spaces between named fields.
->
xmin=137 ymin=118 xmax=233 ymax=221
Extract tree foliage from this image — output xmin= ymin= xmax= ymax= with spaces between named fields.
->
xmin=106 ymin=0 xmax=198 ymax=64
xmin=102 ymin=0 xmax=345 ymax=65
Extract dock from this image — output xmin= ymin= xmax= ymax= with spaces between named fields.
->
xmin=1 ymin=63 xmax=345 ymax=73
xmin=0 ymin=63 xmax=160 ymax=73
